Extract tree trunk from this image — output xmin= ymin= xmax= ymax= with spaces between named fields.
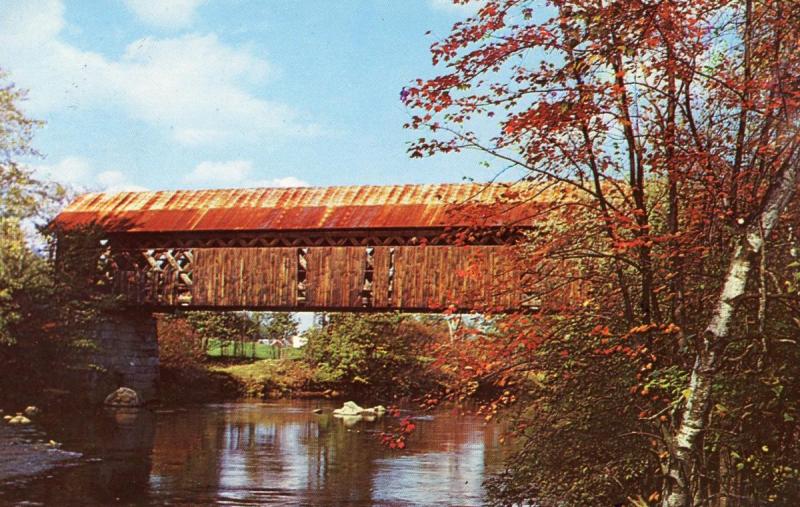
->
xmin=661 ymin=159 xmax=799 ymax=507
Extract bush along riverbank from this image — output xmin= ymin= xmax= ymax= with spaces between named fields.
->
xmin=157 ymin=313 xmax=453 ymax=404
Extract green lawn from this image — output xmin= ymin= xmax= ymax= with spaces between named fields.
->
xmin=206 ymin=339 xmax=301 ymax=360
xmin=210 ymin=358 xmax=315 ymax=397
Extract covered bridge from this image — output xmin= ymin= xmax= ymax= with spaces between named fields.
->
xmin=55 ymin=182 xmax=543 ymax=312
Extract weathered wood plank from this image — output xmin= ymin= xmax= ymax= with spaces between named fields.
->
xmin=127 ymin=245 xmax=523 ymax=311
xmin=372 ymin=247 xmax=390 ymax=308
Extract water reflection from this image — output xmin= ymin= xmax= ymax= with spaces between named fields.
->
xmin=0 ymin=400 xmax=505 ymax=506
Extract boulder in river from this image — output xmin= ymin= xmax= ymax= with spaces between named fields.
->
xmin=103 ymin=387 xmax=144 ymax=408
xmin=332 ymin=401 xmax=388 ymax=419
xmin=333 ymin=401 xmax=364 ymax=416
xmin=24 ymin=406 xmax=40 ymax=418
xmin=339 ymin=415 xmax=362 ymax=428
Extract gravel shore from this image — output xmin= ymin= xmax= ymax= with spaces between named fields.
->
xmin=0 ymin=422 xmax=81 ymax=485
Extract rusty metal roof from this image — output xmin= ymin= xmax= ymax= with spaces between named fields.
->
xmin=54 ymin=182 xmax=547 ymax=233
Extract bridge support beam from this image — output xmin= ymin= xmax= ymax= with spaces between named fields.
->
xmin=88 ymin=310 xmax=160 ymax=404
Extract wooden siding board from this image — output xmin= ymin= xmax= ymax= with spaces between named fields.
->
xmin=191 ymin=247 xmax=295 ymax=307
xmin=372 ymin=247 xmax=390 ymax=308
xmin=395 ymin=247 xmax=409 ymax=308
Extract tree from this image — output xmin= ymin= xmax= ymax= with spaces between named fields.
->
xmin=0 ymin=69 xmax=113 ymax=404
xmin=259 ymin=312 xmax=299 ymax=346
xmin=303 ymin=313 xmax=445 ymax=397
xmin=185 ymin=311 xmax=258 ymax=357
xmin=0 ymin=69 xmax=51 ymax=345
xmin=404 ymin=1 xmax=800 ymax=505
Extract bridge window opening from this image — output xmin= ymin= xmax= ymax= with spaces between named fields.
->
xmin=140 ymin=249 xmax=164 ymax=303
xmin=114 ymin=248 xmax=195 ymax=306
xmin=171 ymin=249 xmax=194 ymax=305
xmin=297 ymin=248 xmax=308 ymax=305
xmin=387 ymin=247 xmax=395 ymax=303
xmin=361 ymin=247 xmax=374 ymax=307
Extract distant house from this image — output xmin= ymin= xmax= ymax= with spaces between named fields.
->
xmin=257 ymin=335 xmax=306 ymax=348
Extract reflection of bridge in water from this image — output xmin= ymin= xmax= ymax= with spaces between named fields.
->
xmin=53 ymin=182 xmax=542 ymax=400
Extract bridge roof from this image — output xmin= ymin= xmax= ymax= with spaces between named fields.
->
xmin=54 ymin=182 xmax=546 ymax=233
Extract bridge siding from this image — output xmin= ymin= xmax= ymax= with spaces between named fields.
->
xmin=372 ymin=247 xmax=392 ymax=308
xmin=193 ymin=247 xmax=297 ymax=307
xmin=305 ymin=247 xmax=364 ymax=307
xmin=180 ymin=245 xmax=520 ymax=311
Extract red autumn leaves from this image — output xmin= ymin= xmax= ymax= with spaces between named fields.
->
xmin=379 ymin=414 xmax=417 ymax=451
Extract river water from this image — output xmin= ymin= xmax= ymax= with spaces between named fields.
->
xmin=0 ymin=400 xmax=506 ymax=506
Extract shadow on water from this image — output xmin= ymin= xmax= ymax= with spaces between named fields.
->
xmin=0 ymin=400 xmax=506 ymax=506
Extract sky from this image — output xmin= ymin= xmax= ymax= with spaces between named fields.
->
xmin=0 ymin=0 xmax=502 ymax=194
xmin=0 ymin=0 xmax=505 ymax=331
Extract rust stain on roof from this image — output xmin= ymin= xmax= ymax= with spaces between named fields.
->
xmin=54 ymin=182 xmax=550 ymax=233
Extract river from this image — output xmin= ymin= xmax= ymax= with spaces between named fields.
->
xmin=0 ymin=400 xmax=506 ymax=506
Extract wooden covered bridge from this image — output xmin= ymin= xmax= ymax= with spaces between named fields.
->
xmin=55 ymin=182 xmax=543 ymax=313
xmin=54 ymin=182 xmax=545 ymax=401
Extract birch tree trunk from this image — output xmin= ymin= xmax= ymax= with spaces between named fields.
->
xmin=662 ymin=160 xmax=800 ymax=507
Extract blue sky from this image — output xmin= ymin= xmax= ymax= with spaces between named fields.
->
xmin=0 ymin=0 xmax=504 ymax=193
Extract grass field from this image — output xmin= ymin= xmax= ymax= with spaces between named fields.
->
xmin=206 ymin=339 xmax=301 ymax=360
xmin=210 ymin=359 xmax=315 ymax=397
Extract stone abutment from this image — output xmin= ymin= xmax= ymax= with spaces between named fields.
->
xmin=87 ymin=310 xmax=159 ymax=403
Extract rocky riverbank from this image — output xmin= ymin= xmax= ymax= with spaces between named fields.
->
xmin=0 ymin=421 xmax=80 ymax=485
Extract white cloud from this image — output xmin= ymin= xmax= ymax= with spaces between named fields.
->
xmin=33 ymin=156 xmax=146 ymax=192
xmin=184 ymin=160 xmax=253 ymax=185
xmin=250 ymin=176 xmax=309 ymax=188
xmin=124 ymin=0 xmax=205 ymax=29
xmin=183 ymin=160 xmax=308 ymax=189
xmin=0 ymin=0 xmax=318 ymax=146
xmin=33 ymin=156 xmax=92 ymax=185
xmin=96 ymin=170 xmax=148 ymax=192
xmin=112 ymin=33 xmax=311 ymax=145
xmin=34 ymin=157 xmax=307 ymax=193
xmin=0 ymin=0 xmax=113 ymax=112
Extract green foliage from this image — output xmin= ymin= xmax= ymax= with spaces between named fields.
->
xmin=484 ymin=318 xmax=658 ymax=506
xmin=160 ymin=312 xmax=445 ymax=401
xmin=185 ymin=311 xmax=258 ymax=343
xmin=184 ymin=311 xmax=301 ymax=361
xmin=0 ymin=218 xmax=48 ymax=344
xmin=303 ymin=313 xmax=444 ymax=397
xmin=0 ymin=70 xmax=115 ymax=402
xmin=701 ymin=335 xmax=800 ymax=503
xmin=0 ymin=71 xmax=60 ymax=346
